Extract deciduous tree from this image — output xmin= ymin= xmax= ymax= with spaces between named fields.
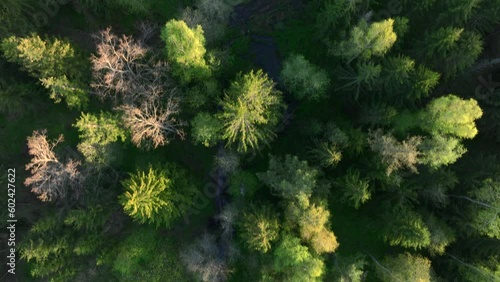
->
xmin=419 ymin=135 xmax=467 ymax=169
xmin=272 ymin=235 xmax=325 ymax=281
xmin=24 ymin=130 xmax=84 ymax=202
xmin=191 ymin=112 xmax=222 ymax=147
xmin=368 ymin=129 xmax=422 ymax=175
xmin=91 ymin=28 xmax=173 ymax=105
xmin=421 ymin=94 xmax=483 ymax=139
xmin=181 ymin=233 xmax=229 ymax=282
xmin=161 ymin=19 xmax=211 ymax=84
xmin=120 ymin=96 xmax=186 ymax=150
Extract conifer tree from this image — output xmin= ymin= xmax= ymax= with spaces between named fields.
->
xmin=218 ymin=70 xmax=284 ymax=152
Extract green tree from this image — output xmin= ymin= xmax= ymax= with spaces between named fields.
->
xmin=438 ymin=0 xmax=482 ymax=25
xmin=424 ymin=213 xmax=456 ymax=255
xmin=331 ymin=253 xmax=367 ymax=282
xmin=161 ymin=19 xmax=211 ymax=84
xmin=286 ymin=197 xmax=339 ymax=254
xmin=74 ymin=111 xmax=127 ymax=167
xmin=442 ymin=30 xmax=483 ymax=77
xmin=316 ymin=0 xmax=360 ymax=35
xmin=281 ymin=54 xmax=330 ymax=101
xmin=308 ymin=141 xmax=343 ymax=167
xmin=466 ymin=178 xmax=500 ymax=239
xmin=119 ymin=164 xmax=197 ymax=227
xmin=419 ymin=135 xmax=467 ymax=169
xmin=375 ymin=253 xmax=432 ymax=282
xmin=383 ymin=208 xmax=431 ymax=249
xmin=409 ymin=65 xmax=441 ymax=100
xmin=218 ymin=70 xmax=284 ymax=152
xmin=272 ymin=235 xmax=325 ymax=282
xmin=332 ymin=19 xmax=397 ymax=63
xmin=257 ymin=155 xmax=319 ymax=199
xmin=381 ymin=55 xmax=415 ymax=94
xmin=240 ymin=205 xmax=280 ymax=253
xmin=191 ymin=112 xmax=222 ymax=147
xmin=421 ymin=94 xmax=483 ymax=139
xmin=1 ymin=34 xmax=88 ymax=108
xmin=74 ymin=112 xmax=127 ymax=146
xmin=112 ymin=227 xmax=158 ymax=278
xmin=419 ymin=27 xmax=463 ymax=59
xmin=336 ymin=169 xmax=371 ymax=209
xmin=417 ymin=27 xmax=483 ymax=77
xmin=336 ymin=61 xmax=382 ymax=100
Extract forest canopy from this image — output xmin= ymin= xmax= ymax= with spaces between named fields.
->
xmin=2 ymin=0 xmax=500 ymax=281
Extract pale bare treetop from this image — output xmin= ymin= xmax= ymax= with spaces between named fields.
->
xmin=24 ymin=130 xmax=84 ymax=202
xmin=91 ymin=28 xmax=175 ymax=105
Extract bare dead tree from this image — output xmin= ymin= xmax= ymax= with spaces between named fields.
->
xmin=180 ymin=233 xmax=229 ymax=282
xmin=135 ymin=20 xmax=159 ymax=44
xmin=120 ymin=95 xmax=186 ymax=150
xmin=24 ymin=130 xmax=84 ymax=202
xmin=90 ymin=28 xmax=173 ymax=105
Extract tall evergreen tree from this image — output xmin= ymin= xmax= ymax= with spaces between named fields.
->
xmin=218 ymin=70 xmax=284 ymax=152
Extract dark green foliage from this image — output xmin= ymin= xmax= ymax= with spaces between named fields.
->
xmin=336 ymin=169 xmax=371 ymax=209
xmin=257 ymin=154 xmax=319 ymax=199
xmin=112 ymin=227 xmax=157 ymax=278
xmin=281 ymin=54 xmax=330 ymax=101
xmin=228 ymin=170 xmax=260 ymax=199
xmin=5 ymin=0 xmax=499 ymax=280
xmin=330 ymin=253 xmax=367 ymax=282
xmin=383 ymin=208 xmax=431 ymax=249
xmin=191 ymin=112 xmax=222 ymax=147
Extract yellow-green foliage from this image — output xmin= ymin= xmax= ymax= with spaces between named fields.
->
xmin=422 ymin=94 xmax=483 ymax=139
xmin=1 ymin=34 xmax=88 ymax=108
xmin=218 ymin=70 xmax=284 ymax=152
xmin=240 ymin=205 xmax=280 ymax=253
xmin=120 ymin=164 xmax=197 ymax=227
xmin=161 ymin=19 xmax=211 ymax=84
